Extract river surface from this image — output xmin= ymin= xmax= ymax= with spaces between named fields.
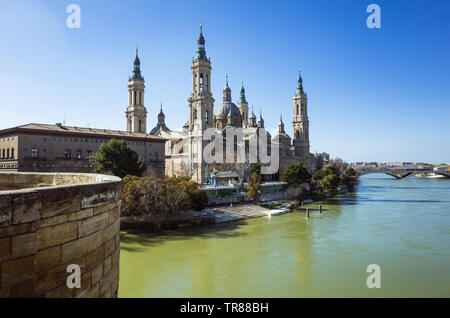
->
xmin=119 ymin=175 xmax=450 ymax=297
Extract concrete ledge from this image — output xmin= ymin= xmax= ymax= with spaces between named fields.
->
xmin=264 ymin=208 xmax=291 ymax=217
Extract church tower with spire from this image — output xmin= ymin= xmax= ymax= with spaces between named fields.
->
xmin=188 ymin=24 xmax=215 ymax=131
xmin=292 ymin=68 xmax=310 ymax=167
xmin=237 ymin=81 xmax=249 ymax=128
xmin=186 ymin=24 xmax=215 ymax=183
xmin=126 ymin=47 xmax=148 ymax=133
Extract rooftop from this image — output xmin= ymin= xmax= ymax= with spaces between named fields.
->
xmin=0 ymin=123 xmax=167 ymax=143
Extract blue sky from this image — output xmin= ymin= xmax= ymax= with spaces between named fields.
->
xmin=0 ymin=0 xmax=449 ymax=163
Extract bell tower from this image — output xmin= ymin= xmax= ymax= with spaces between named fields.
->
xmin=292 ymin=68 xmax=310 ymax=166
xmin=237 ymin=80 xmax=249 ymax=128
xmin=186 ymin=24 xmax=216 ymax=184
xmin=188 ymin=24 xmax=215 ymax=131
xmin=126 ymin=47 xmax=147 ymax=133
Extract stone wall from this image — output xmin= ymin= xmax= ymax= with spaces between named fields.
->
xmin=0 ymin=172 xmax=122 ymax=298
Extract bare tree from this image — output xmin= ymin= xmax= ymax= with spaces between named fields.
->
xmin=235 ymin=150 xmax=252 ymax=190
xmin=180 ymin=161 xmax=198 ymax=180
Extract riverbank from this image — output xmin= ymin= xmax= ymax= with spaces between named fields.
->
xmin=120 ymin=187 xmax=349 ymax=232
xmin=120 ymin=203 xmax=271 ymax=232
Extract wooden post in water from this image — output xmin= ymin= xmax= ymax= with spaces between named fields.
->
xmin=306 ymin=208 xmax=310 ymax=218
xmin=319 ymin=204 xmax=322 ymax=214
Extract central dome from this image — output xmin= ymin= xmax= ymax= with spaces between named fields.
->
xmin=214 ymin=101 xmax=241 ymax=117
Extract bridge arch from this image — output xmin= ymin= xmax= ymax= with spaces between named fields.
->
xmin=358 ymin=172 xmax=403 ymax=179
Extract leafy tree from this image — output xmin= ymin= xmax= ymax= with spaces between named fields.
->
xmin=345 ymin=167 xmax=357 ymax=176
xmin=178 ymin=180 xmax=209 ymax=211
xmin=94 ymin=139 xmax=146 ymax=178
xmin=281 ymin=162 xmax=312 ymax=186
xmin=247 ymin=172 xmax=263 ymax=203
xmin=324 ymin=165 xmax=340 ymax=176
xmin=343 ymin=167 xmax=358 ymax=191
xmin=250 ymin=163 xmax=261 ymax=176
xmin=320 ymin=173 xmax=341 ymax=193
xmin=313 ymin=169 xmax=328 ymax=181
xmin=122 ymin=175 xmax=143 ymax=216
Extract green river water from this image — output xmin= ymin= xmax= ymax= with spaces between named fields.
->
xmin=119 ymin=175 xmax=450 ymax=297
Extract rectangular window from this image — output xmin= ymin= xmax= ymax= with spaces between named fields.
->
xmin=76 ymin=150 xmax=82 ymax=160
xmin=11 ymin=148 xmax=14 ymax=159
xmin=87 ymin=150 xmax=92 ymax=158
xmin=64 ymin=149 xmax=71 ymax=160
xmin=7 ymin=149 xmax=10 ymax=158
xmin=31 ymin=148 xmax=39 ymax=158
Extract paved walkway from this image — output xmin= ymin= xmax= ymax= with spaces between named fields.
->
xmin=205 ymin=203 xmax=269 ymax=223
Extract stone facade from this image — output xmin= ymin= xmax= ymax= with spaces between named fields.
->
xmin=0 ymin=125 xmax=166 ymax=177
xmin=0 ymin=172 xmax=122 ymax=298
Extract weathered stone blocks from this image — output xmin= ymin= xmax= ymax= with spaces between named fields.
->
xmin=0 ymin=172 xmax=122 ymax=298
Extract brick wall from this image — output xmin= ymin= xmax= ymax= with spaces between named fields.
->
xmin=0 ymin=172 xmax=122 ymax=298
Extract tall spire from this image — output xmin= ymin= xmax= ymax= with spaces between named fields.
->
xmin=223 ymin=74 xmax=231 ymax=102
xmin=296 ymin=67 xmax=304 ymax=95
xmin=239 ymin=80 xmax=247 ymax=104
xmin=158 ymin=102 xmax=165 ymax=125
xmin=279 ymin=114 xmax=285 ymax=133
xmin=131 ymin=46 xmax=144 ymax=80
xmin=258 ymin=109 xmax=264 ymax=128
xmin=196 ymin=23 xmax=207 ymax=60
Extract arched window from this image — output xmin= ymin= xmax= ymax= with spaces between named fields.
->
xmin=139 ymin=120 xmax=142 ymax=132
xmin=134 ymin=91 xmax=137 ymax=105
xmin=194 ymin=109 xmax=198 ymax=120
xmin=205 ymin=110 xmax=209 ymax=123
xmin=301 ymin=104 xmax=304 ymax=115
xmin=31 ymin=148 xmax=39 ymax=158
xmin=200 ymin=74 xmax=204 ymax=93
xmin=296 ymin=104 xmax=299 ymax=115
xmin=139 ymin=92 xmax=142 ymax=105
xmin=194 ymin=74 xmax=197 ymax=92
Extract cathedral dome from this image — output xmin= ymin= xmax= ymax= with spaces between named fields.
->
xmin=214 ymin=101 xmax=241 ymax=118
xmin=272 ymin=132 xmax=291 ymax=146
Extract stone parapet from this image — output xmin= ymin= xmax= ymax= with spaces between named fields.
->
xmin=0 ymin=172 xmax=122 ymax=298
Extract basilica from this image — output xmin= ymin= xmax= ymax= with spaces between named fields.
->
xmin=125 ymin=25 xmax=325 ymax=183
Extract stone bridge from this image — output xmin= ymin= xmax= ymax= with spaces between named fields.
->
xmin=355 ymin=167 xmax=450 ymax=179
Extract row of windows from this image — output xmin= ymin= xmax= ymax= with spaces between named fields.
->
xmin=1 ymin=148 xmax=15 ymax=159
xmin=40 ymin=136 xmax=148 ymax=146
xmin=30 ymin=148 xmax=160 ymax=160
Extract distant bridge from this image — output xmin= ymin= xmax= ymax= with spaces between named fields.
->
xmin=355 ymin=167 xmax=450 ymax=179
